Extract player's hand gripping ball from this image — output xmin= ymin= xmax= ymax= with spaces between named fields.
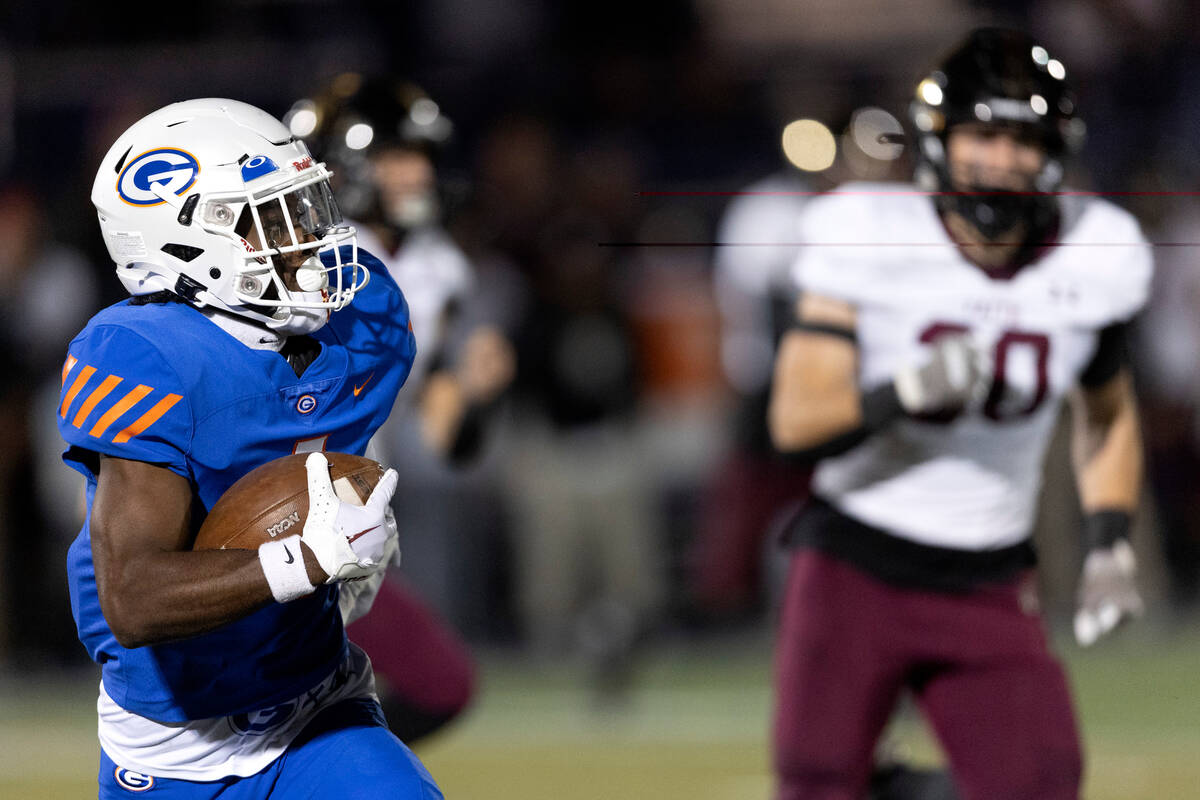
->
xmin=193 ymin=452 xmax=390 ymax=553
xmin=300 ymin=452 xmax=398 ymax=582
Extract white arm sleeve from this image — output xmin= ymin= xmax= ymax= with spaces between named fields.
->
xmin=338 ymin=504 xmax=401 ymax=625
xmin=339 ymin=567 xmax=385 ymax=626
xmin=338 ymin=440 xmax=402 ymax=625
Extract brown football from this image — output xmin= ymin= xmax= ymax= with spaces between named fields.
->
xmin=192 ymin=452 xmax=384 ymax=551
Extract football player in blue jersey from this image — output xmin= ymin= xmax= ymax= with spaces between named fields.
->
xmin=58 ymin=98 xmax=442 ymax=798
xmin=288 ymin=74 xmax=516 ymax=745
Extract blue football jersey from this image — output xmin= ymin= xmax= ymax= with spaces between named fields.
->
xmin=59 ymin=249 xmax=415 ymax=723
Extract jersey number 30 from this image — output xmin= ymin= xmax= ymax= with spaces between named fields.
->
xmin=920 ymin=323 xmax=1050 ymax=421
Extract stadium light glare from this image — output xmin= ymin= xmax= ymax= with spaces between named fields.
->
xmin=782 ymin=119 xmax=836 ymax=172
xmin=345 ymin=123 xmax=374 ymax=151
xmin=286 ymin=107 xmax=318 ymax=138
xmin=918 ymin=79 xmax=944 ymax=107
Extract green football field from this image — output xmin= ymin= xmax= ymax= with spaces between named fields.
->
xmin=2 ymin=626 xmax=1196 ymax=799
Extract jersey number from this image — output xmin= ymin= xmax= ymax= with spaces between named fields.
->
xmin=919 ymin=323 xmax=1050 ymax=421
xmin=292 ymin=435 xmax=330 ymax=454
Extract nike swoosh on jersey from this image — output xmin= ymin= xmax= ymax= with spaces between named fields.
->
xmin=353 ymin=372 xmax=375 ymax=396
xmin=347 ymin=525 xmax=380 ymax=545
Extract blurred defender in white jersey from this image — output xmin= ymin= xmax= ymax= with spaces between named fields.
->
xmin=768 ymin=29 xmax=1149 ymax=800
xmin=286 ymin=76 xmax=515 ymax=743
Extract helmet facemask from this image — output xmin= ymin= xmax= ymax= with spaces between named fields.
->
xmin=936 ymin=121 xmax=1058 ymax=241
xmin=198 ymin=163 xmax=369 ymax=334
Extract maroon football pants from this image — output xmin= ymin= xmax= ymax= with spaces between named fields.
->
xmin=773 ymin=550 xmax=1081 ymax=800
xmin=348 ymin=577 xmax=476 ymax=738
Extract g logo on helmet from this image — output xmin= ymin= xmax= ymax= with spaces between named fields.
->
xmin=117 ymin=148 xmax=201 ymax=207
xmin=114 ymin=767 xmax=155 ymax=792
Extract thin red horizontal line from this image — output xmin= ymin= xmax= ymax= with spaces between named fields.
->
xmin=634 ymin=190 xmax=1200 ymax=197
xmin=598 ymin=241 xmax=1177 ymax=247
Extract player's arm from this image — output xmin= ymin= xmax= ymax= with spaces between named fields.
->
xmin=90 ymin=455 xmax=324 ymax=648
xmin=1068 ymin=336 xmax=1145 ymax=645
xmin=768 ymin=293 xmax=868 ymax=456
xmin=768 ymin=292 xmax=983 ymax=460
xmin=418 ymin=325 xmax=515 ymax=462
xmin=1070 ymin=369 xmax=1142 ymax=515
xmin=92 ymin=453 xmax=397 ymax=648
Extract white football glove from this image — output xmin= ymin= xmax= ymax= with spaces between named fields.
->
xmin=894 ymin=333 xmax=990 ymax=415
xmin=301 ymin=452 xmax=399 ymax=583
xmin=1074 ymin=539 xmax=1144 ymax=647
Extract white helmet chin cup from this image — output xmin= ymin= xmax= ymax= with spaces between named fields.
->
xmin=91 ymin=98 xmax=369 ymax=334
xmin=295 ymin=257 xmax=330 ymax=292
xmin=266 ymin=294 xmax=328 ymax=335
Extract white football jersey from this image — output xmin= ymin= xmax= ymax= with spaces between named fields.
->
xmin=353 ymin=223 xmax=474 ymax=392
xmin=792 ymin=182 xmax=1153 ymax=551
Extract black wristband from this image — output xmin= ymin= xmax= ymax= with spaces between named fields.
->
xmin=1083 ymin=510 xmax=1132 ymax=551
xmin=792 ymin=320 xmax=856 ymax=342
xmin=774 ymin=383 xmax=904 ymax=465
xmin=861 ymin=382 xmax=905 ymax=432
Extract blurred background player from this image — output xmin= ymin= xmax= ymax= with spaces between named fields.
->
xmin=0 ymin=182 xmax=98 ymax=666
xmin=688 ymin=164 xmax=814 ymax=621
xmin=60 ymin=98 xmax=440 ymax=798
xmin=768 ymin=28 xmax=1149 ymax=800
xmin=702 ymin=108 xmax=959 ymax=800
xmin=286 ymin=74 xmax=516 ymax=742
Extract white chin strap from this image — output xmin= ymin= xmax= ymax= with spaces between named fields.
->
xmin=252 ymin=257 xmax=333 ymax=335
xmin=266 ymin=291 xmax=329 ymax=335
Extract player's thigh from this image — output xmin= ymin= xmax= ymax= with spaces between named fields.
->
xmin=774 ymin=550 xmax=907 ymax=798
xmin=277 ymin=698 xmax=443 ymax=799
xmin=916 ymin=610 xmax=1081 ymax=800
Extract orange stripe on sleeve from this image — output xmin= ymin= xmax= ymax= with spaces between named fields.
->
xmin=113 ymin=393 xmax=183 ymax=444
xmin=60 ymin=365 xmax=96 ymax=419
xmin=72 ymin=375 xmax=124 ymax=429
xmin=89 ymin=385 xmax=153 ymax=438
xmin=61 ymin=355 xmax=78 ymax=387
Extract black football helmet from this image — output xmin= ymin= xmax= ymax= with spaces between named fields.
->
xmin=284 ymin=73 xmax=453 ymax=226
xmin=908 ymin=28 xmax=1086 ymax=239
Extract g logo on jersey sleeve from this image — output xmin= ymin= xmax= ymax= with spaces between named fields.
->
xmin=117 ymin=148 xmax=200 ymax=206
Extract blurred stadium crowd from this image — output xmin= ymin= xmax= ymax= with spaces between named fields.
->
xmin=2 ymin=0 xmax=1200 ymax=691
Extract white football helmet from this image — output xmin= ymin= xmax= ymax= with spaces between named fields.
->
xmin=91 ymin=98 xmax=369 ymax=335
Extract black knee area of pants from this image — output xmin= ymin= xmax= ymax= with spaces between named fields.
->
xmin=869 ymin=764 xmax=961 ymax=800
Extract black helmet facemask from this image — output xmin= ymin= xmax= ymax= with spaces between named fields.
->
xmin=909 ymin=29 xmax=1085 ymax=245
